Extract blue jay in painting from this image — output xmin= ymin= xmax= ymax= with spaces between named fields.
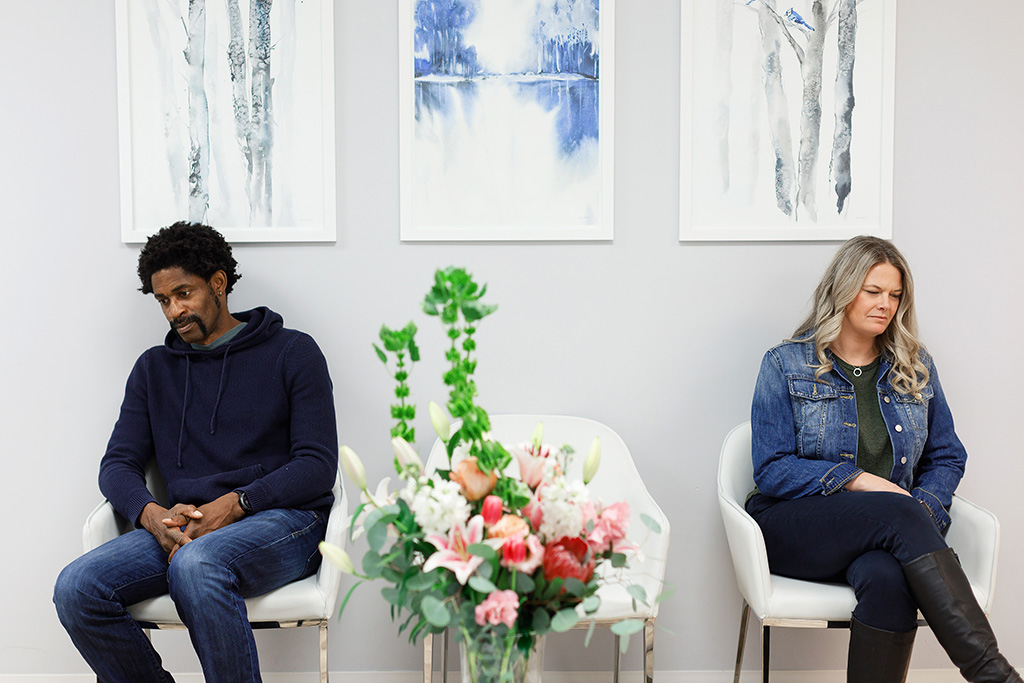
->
xmin=785 ymin=8 xmax=815 ymax=31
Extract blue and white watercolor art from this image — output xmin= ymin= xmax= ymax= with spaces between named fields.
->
xmin=680 ymin=0 xmax=895 ymax=241
xmin=116 ymin=0 xmax=336 ymax=243
xmin=400 ymin=0 xmax=614 ymax=241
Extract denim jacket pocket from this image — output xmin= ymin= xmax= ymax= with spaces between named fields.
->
xmin=788 ymin=377 xmax=838 ymax=456
xmin=893 ymin=385 xmax=933 ymax=432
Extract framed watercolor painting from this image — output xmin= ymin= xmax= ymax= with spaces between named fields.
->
xmin=681 ymin=0 xmax=895 ymax=241
xmin=399 ymin=0 xmax=614 ymax=241
xmin=115 ymin=0 xmax=336 ymax=243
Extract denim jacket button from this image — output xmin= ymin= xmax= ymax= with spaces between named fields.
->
xmin=895 ymin=424 xmax=903 ymax=432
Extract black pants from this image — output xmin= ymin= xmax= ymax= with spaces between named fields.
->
xmin=746 ymin=490 xmax=948 ymax=632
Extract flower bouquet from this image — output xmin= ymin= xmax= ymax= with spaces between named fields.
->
xmin=320 ymin=268 xmax=662 ymax=683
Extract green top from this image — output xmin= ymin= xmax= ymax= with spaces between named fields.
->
xmin=190 ymin=322 xmax=247 ymax=351
xmin=833 ymin=355 xmax=893 ymax=480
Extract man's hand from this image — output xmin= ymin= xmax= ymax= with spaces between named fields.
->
xmin=844 ymin=471 xmax=912 ymax=496
xmin=165 ymin=492 xmax=247 ymax=561
xmin=139 ymin=502 xmax=203 ymax=558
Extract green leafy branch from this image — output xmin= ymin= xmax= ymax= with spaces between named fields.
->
xmin=421 ymin=267 xmax=508 ymax=473
xmin=373 ymin=322 xmax=420 ymax=446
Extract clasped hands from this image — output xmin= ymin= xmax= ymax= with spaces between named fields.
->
xmin=140 ymin=492 xmax=246 ymax=562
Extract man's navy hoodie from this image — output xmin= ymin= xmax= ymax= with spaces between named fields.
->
xmin=99 ymin=307 xmax=338 ymax=526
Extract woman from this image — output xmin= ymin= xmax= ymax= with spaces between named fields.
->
xmin=747 ymin=236 xmax=1020 ymax=683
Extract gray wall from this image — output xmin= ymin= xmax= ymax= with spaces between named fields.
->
xmin=1 ymin=0 xmax=1021 ymax=677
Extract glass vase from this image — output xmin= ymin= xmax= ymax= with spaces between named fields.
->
xmin=459 ymin=633 xmax=544 ymax=683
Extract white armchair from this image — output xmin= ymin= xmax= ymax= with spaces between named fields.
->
xmin=82 ymin=467 xmax=349 ymax=683
xmin=717 ymin=422 xmax=1000 ymax=683
xmin=422 ymin=414 xmax=671 ymax=683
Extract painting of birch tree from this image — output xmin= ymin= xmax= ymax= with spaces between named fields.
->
xmin=116 ymin=0 xmax=335 ymax=242
xmin=399 ymin=0 xmax=615 ymax=241
xmin=682 ymin=0 xmax=894 ymax=240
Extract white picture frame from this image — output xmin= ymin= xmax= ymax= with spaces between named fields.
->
xmin=681 ymin=0 xmax=895 ymax=241
xmin=399 ymin=0 xmax=615 ymax=242
xmin=115 ymin=0 xmax=336 ymax=243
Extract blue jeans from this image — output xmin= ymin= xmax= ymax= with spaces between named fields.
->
xmin=54 ymin=508 xmax=325 ymax=683
xmin=746 ymin=491 xmax=948 ymax=632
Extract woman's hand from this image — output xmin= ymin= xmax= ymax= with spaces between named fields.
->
xmin=845 ymin=471 xmax=912 ymax=496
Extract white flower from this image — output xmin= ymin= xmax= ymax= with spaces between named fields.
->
xmin=537 ymin=478 xmax=591 ymax=543
xmin=403 ymin=476 xmax=471 ymax=538
xmin=352 ymin=478 xmax=398 ymax=540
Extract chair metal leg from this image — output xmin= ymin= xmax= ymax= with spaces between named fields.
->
xmin=613 ymin=634 xmax=621 ymax=683
xmin=643 ymin=617 xmax=655 ymax=683
xmin=440 ymin=628 xmax=448 ymax=683
xmin=319 ymin=622 xmax=329 ymax=683
xmin=761 ymin=624 xmax=771 ymax=683
xmin=424 ymin=633 xmax=434 ymax=683
xmin=734 ymin=603 xmax=750 ymax=683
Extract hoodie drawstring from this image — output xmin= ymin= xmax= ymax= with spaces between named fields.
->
xmin=177 ymin=356 xmax=191 ymax=468
xmin=210 ymin=346 xmax=232 ymax=435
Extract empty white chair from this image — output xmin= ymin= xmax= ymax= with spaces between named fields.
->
xmin=422 ymin=414 xmax=671 ymax=683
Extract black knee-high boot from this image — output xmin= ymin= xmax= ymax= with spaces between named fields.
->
xmin=847 ymin=618 xmax=916 ymax=683
xmin=904 ymin=548 xmax=1022 ymax=683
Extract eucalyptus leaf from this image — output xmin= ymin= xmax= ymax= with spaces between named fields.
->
xmin=582 ymin=595 xmax=601 ymax=613
xmin=551 ymin=608 xmax=580 ymax=633
xmin=626 ymin=585 xmax=648 ymax=605
xmin=366 ymin=519 xmax=388 ymax=553
xmin=531 ymin=608 xmax=551 ymax=634
xmin=583 ymin=619 xmax=597 ymax=647
xmin=468 ymin=543 xmax=497 ymax=561
xmin=562 ymin=578 xmax=585 ymax=597
xmin=513 ymin=573 xmax=535 ymax=594
xmin=640 ymin=513 xmax=663 ymax=534
xmin=420 ymin=595 xmax=451 ymax=628
xmin=610 ymin=619 xmax=645 ymax=637
xmin=468 ymin=575 xmax=498 ymax=594
xmin=405 ymin=570 xmax=439 ymax=592
xmin=611 ymin=552 xmax=628 ymax=568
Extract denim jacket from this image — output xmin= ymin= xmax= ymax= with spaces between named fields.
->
xmin=751 ymin=336 xmax=967 ymax=532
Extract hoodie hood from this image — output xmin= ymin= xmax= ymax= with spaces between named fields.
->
xmin=163 ymin=306 xmax=283 ymax=357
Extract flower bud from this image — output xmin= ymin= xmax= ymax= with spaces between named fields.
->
xmin=481 ymin=495 xmax=503 ymax=526
xmin=583 ymin=436 xmax=601 ymax=484
xmin=319 ymin=541 xmax=355 ymax=574
xmin=429 ymin=401 xmax=451 ymax=441
xmin=530 ymin=421 xmax=544 ymax=451
xmin=340 ymin=445 xmax=367 ymax=492
xmin=391 ymin=436 xmax=423 ymax=470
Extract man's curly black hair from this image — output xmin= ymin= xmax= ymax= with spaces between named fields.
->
xmin=137 ymin=222 xmax=242 ymax=295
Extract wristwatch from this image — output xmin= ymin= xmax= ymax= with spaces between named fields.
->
xmin=235 ymin=489 xmax=253 ymax=515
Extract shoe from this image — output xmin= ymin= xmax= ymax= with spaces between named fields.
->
xmin=904 ymin=548 xmax=1022 ymax=683
xmin=847 ymin=617 xmax=916 ymax=683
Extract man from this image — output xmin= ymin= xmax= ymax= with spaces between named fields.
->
xmin=54 ymin=222 xmax=338 ymax=682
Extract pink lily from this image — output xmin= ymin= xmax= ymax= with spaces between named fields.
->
xmin=513 ymin=446 xmax=549 ymax=489
xmin=422 ymin=515 xmax=486 ymax=584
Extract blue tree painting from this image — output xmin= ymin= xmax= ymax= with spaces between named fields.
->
xmin=686 ymin=0 xmax=893 ymax=239
xmin=403 ymin=0 xmax=612 ymax=240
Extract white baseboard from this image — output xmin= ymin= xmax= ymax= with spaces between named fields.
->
xmin=1 ymin=670 xmax=962 ymax=682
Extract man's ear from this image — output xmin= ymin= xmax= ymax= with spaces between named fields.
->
xmin=208 ymin=270 xmax=228 ymax=295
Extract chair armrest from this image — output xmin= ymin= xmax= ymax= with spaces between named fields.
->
xmin=83 ymin=500 xmax=124 ymax=552
xmin=718 ymin=492 xmax=773 ymax=619
xmin=946 ymin=495 xmax=1000 ymax=612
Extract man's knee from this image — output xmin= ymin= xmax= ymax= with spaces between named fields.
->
xmin=54 ymin=558 xmax=103 ymax=626
xmin=166 ymin=541 xmax=234 ymax=605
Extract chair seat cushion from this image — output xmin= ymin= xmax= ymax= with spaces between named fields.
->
xmin=578 ymin=582 xmax=657 ymax=622
xmin=128 ymin=575 xmax=329 ymax=626
xmin=763 ymin=574 xmax=990 ymax=623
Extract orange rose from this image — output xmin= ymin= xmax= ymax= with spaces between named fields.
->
xmin=450 ymin=457 xmax=498 ymax=501
xmin=487 ymin=514 xmax=529 ymax=540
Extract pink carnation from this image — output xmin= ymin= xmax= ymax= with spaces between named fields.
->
xmin=474 ymin=589 xmax=520 ymax=628
xmin=587 ymin=502 xmax=630 ymax=553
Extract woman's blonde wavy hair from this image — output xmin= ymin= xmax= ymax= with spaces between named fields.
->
xmin=792 ymin=235 xmax=929 ymax=396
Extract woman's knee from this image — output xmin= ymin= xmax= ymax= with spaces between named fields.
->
xmin=848 ymin=550 xmax=918 ymax=632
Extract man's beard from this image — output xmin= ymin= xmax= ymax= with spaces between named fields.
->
xmin=171 ymin=314 xmax=209 ymax=340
